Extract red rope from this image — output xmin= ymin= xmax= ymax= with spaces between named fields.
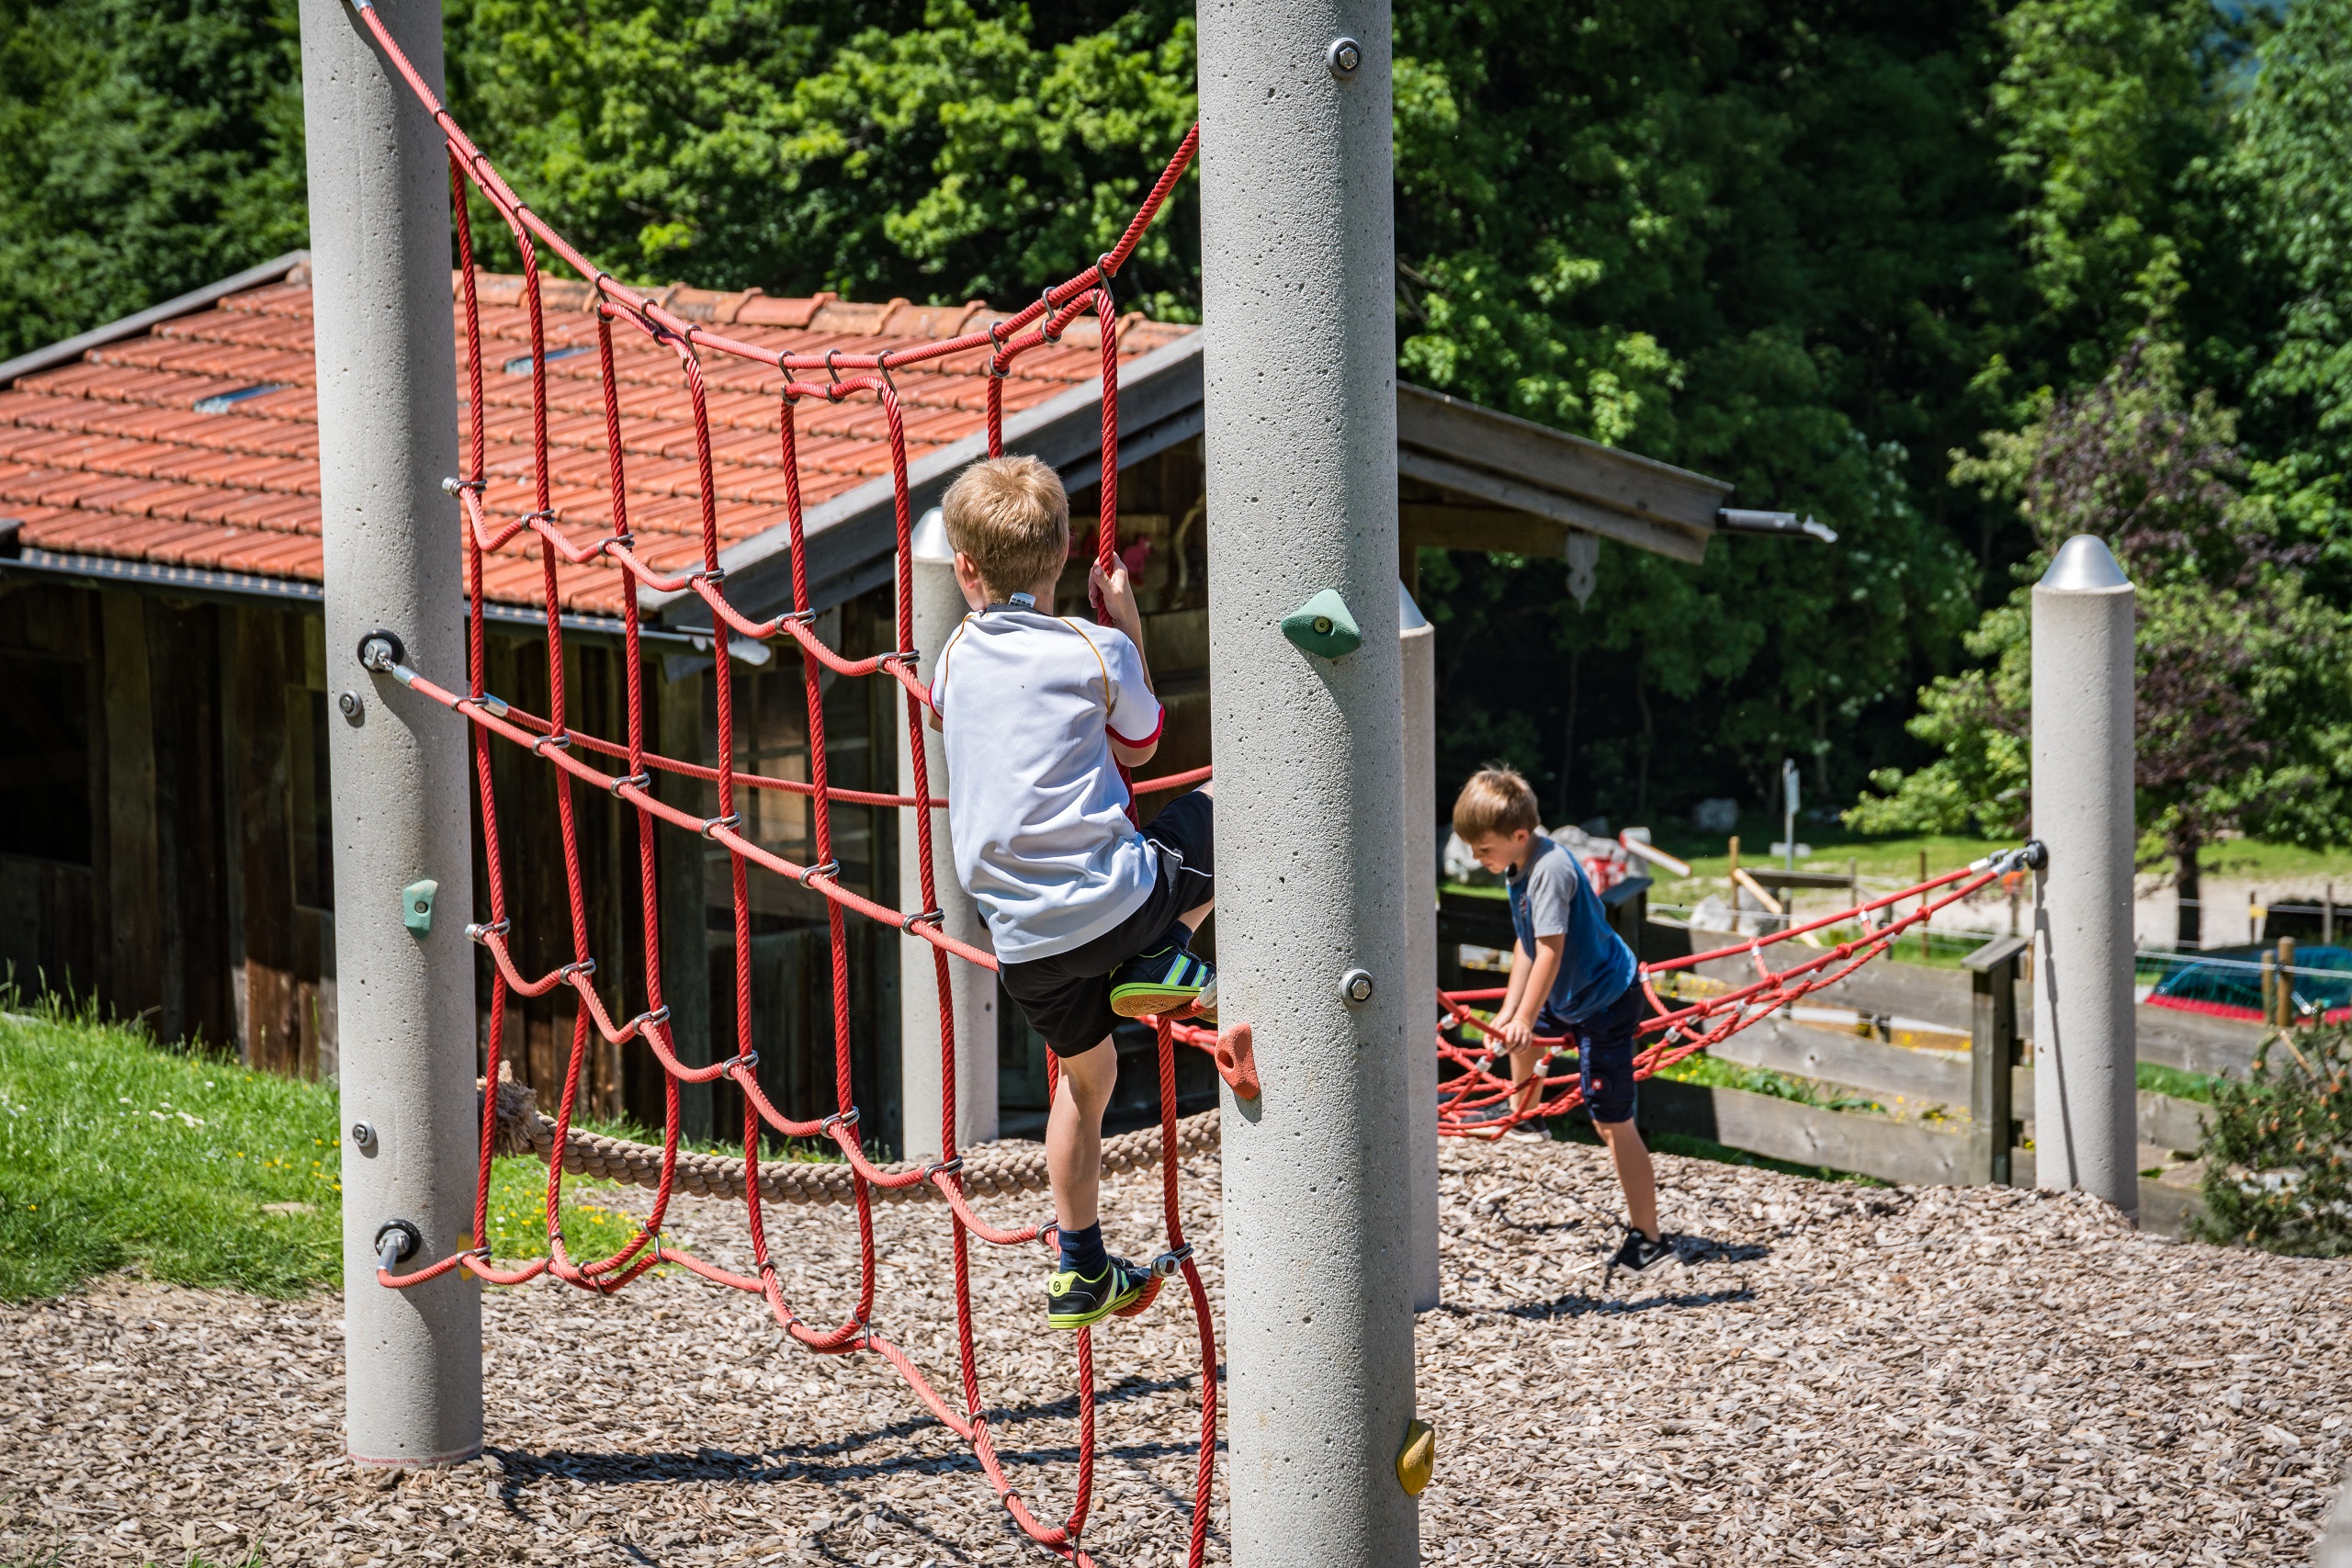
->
xmin=358 ymin=12 xmax=1211 ymax=1561
xmin=1432 ymin=855 xmax=2032 ymax=1135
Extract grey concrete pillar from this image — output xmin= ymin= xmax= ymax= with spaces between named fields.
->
xmin=1200 ymin=5 xmax=1421 ymax=1564
xmin=300 ymin=0 xmax=481 ymax=1464
xmin=1399 ymin=582 xmax=1440 ymax=1313
xmin=898 ymin=507 xmax=997 ymax=1159
xmin=2030 ymin=535 xmax=2137 ymax=1217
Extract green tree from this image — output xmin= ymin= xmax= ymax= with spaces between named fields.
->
xmin=1849 ymin=340 xmax=2352 ymax=946
xmin=0 ymin=0 xmax=307 ymax=360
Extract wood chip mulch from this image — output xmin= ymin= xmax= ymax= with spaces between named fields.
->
xmin=3 ymin=1134 xmax=2347 ymax=1566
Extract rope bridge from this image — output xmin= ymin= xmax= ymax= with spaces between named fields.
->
xmin=1432 ymin=848 xmax=2041 ymax=1135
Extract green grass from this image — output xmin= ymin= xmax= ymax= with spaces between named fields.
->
xmin=2138 ymin=1060 xmax=2221 ymax=1104
xmin=1649 ymin=1049 xmax=1885 ymax=1114
xmin=0 ymin=998 xmax=667 ymax=1300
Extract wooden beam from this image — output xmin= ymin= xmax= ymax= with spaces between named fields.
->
xmin=231 ymin=606 xmax=300 ymax=1074
xmin=655 ymin=660 xmax=712 ymax=1140
xmin=1396 ymin=448 xmax=1711 ymax=563
xmin=99 ymin=590 xmax=162 ymax=1026
xmin=1397 ymin=382 xmax=1730 ymax=530
xmin=1638 ymin=1077 xmax=1974 ymax=1185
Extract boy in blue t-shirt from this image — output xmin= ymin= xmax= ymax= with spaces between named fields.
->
xmin=1453 ymin=766 xmax=1670 ymax=1276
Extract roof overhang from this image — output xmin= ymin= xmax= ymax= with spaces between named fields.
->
xmin=655 ymin=334 xmax=1767 ymax=626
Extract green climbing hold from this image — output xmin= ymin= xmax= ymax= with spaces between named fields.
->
xmin=402 ymin=877 xmax=438 ymax=938
xmin=1280 ymin=588 xmax=1363 ymax=660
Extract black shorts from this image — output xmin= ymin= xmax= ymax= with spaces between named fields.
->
xmin=1536 ymin=982 xmax=1645 ymax=1125
xmin=999 ymin=788 xmax=1215 ymax=1057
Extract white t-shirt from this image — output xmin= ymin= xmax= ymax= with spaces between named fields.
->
xmin=930 ymin=606 xmax=1165 ymax=962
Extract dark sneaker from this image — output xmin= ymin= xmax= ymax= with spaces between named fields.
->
xmin=1046 ymin=1256 xmax=1155 ymax=1330
xmin=1605 ymin=1230 xmax=1674 ymax=1287
xmin=1108 ymin=944 xmax=1217 ymax=1022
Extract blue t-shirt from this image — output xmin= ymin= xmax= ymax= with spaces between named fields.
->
xmin=1505 ymin=834 xmax=1638 ymax=1026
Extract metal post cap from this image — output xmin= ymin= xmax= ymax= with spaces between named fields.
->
xmin=2039 ymin=535 xmax=2131 ymax=592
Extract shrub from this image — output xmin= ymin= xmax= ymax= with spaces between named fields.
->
xmin=2195 ymin=1023 xmax=2352 ymax=1257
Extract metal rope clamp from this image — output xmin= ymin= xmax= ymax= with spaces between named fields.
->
xmin=797 ymin=859 xmax=842 ymax=886
xmin=921 ymin=1156 xmax=963 ymax=1182
xmin=1149 ymin=1244 xmax=1192 ymax=1279
xmin=464 ymin=917 xmax=511 ymax=943
xmin=464 ymin=691 xmax=513 ymax=719
xmin=699 ymin=811 xmax=741 ymax=840
xmin=608 ymin=770 xmax=652 ymax=796
xmin=629 ymin=1004 xmax=672 ymax=1035
xmin=821 ymin=1107 xmax=861 ymax=1134
xmin=1037 ymin=288 xmax=1065 ymax=344
xmin=717 ymin=1050 xmax=759 ymax=1074
xmin=902 ymin=907 xmax=944 ymax=932
xmin=987 ymin=319 xmax=1012 ymax=378
xmin=531 ymin=731 xmax=572 ymax=756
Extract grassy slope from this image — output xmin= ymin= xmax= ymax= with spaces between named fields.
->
xmin=0 ymin=1003 xmax=649 ymax=1301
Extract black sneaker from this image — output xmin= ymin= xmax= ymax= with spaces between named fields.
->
xmin=1108 ymin=943 xmax=1216 ymax=1022
xmin=1046 ymin=1256 xmax=1155 ymax=1330
xmin=1605 ymin=1230 xmax=1674 ymax=1286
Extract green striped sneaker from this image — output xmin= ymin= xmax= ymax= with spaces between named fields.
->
xmin=1046 ymin=1256 xmax=1154 ymax=1330
xmin=1107 ymin=942 xmax=1217 ymax=1022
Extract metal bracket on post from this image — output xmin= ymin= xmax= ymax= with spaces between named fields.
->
xmin=1963 ymin=933 xmax=2029 ymax=1186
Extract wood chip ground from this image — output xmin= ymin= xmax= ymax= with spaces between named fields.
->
xmin=4 ymin=1136 xmax=2347 ymax=1565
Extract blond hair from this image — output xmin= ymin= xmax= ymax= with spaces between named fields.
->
xmin=940 ymin=455 xmax=1069 ymax=601
xmin=1453 ymin=766 xmax=1541 ymax=843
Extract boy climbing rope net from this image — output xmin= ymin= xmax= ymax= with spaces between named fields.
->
xmin=927 ymin=456 xmax=1218 ymax=1328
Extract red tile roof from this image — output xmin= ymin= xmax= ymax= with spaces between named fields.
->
xmin=0 ymin=270 xmax=1192 ymax=615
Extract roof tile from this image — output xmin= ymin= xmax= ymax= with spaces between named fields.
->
xmin=0 ymin=271 xmax=1181 ymax=608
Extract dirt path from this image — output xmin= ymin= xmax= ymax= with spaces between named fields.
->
xmin=3 ymin=1137 xmax=2346 ymax=1565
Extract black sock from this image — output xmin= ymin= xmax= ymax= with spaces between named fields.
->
xmin=1058 ymin=1221 xmax=1108 ymax=1277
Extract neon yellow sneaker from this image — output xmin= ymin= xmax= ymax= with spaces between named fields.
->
xmin=1046 ymin=1256 xmax=1155 ymax=1330
xmin=1108 ymin=943 xmax=1217 ymax=1022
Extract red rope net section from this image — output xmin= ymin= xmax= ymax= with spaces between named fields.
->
xmin=1433 ymin=848 xmax=2041 ymax=1135
xmin=353 ymin=9 xmax=1212 ymax=1563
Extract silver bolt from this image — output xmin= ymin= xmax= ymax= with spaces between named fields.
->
xmin=1340 ymin=968 xmax=1375 ymax=1005
xmin=1327 ymin=37 xmax=1362 ymax=79
xmin=338 ymin=690 xmax=365 ymax=725
xmin=350 ymin=1120 xmax=378 ymax=1150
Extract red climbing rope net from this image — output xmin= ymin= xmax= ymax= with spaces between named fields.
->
xmin=347 ymin=6 xmax=2044 ymax=1557
xmin=352 ymin=10 xmax=1216 ymax=1565
xmin=1431 ymin=847 xmax=2040 ymax=1134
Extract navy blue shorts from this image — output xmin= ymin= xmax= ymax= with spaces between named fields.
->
xmin=1537 ymin=982 xmax=1645 ymax=1125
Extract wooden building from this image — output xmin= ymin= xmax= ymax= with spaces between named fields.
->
xmin=0 ymin=254 xmax=1778 ymax=1152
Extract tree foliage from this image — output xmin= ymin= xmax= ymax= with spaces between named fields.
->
xmin=1849 ymin=340 xmax=2352 ymax=937
xmin=8 ymin=0 xmax=2352 ymax=841
xmin=0 ymin=0 xmax=306 ymax=360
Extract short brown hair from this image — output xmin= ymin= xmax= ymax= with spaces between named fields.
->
xmin=1453 ymin=766 xmax=1541 ymax=842
xmin=940 ymin=455 xmax=1069 ymax=600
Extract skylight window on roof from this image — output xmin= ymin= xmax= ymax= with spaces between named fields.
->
xmin=503 ymin=344 xmax=593 ymax=377
xmin=192 ymin=384 xmax=285 ymax=414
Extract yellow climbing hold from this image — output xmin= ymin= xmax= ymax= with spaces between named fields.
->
xmin=1396 ymin=1417 xmax=1435 ymax=1495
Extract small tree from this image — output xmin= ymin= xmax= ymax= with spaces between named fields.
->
xmin=2195 ymin=1024 xmax=2352 ymax=1258
xmin=1849 ymin=340 xmax=2352 ymax=946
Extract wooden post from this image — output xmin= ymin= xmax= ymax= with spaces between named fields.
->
xmin=1917 ymin=849 xmax=1930 ymax=961
xmin=2278 ymin=934 xmax=2298 ymax=1028
xmin=2327 ymin=882 xmax=2335 ymax=947
xmin=655 ymin=662 xmax=712 ymax=1140
xmin=100 ymin=590 xmax=163 ymax=1028
xmin=1964 ymin=934 xmax=2028 ymax=1186
xmin=2261 ymin=952 xmax=2277 ymax=1028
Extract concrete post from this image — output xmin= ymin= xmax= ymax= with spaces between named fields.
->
xmin=1399 ymin=582 xmax=1440 ymax=1313
xmin=1199 ymin=6 xmax=1421 ymax=1564
xmin=2030 ymin=534 xmax=2137 ymax=1218
xmin=899 ymin=507 xmax=997 ymax=1159
xmin=300 ymin=0 xmax=481 ymax=1465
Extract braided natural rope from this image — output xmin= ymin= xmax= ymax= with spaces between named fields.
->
xmin=483 ymin=1075 xmax=1221 ymax=1204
